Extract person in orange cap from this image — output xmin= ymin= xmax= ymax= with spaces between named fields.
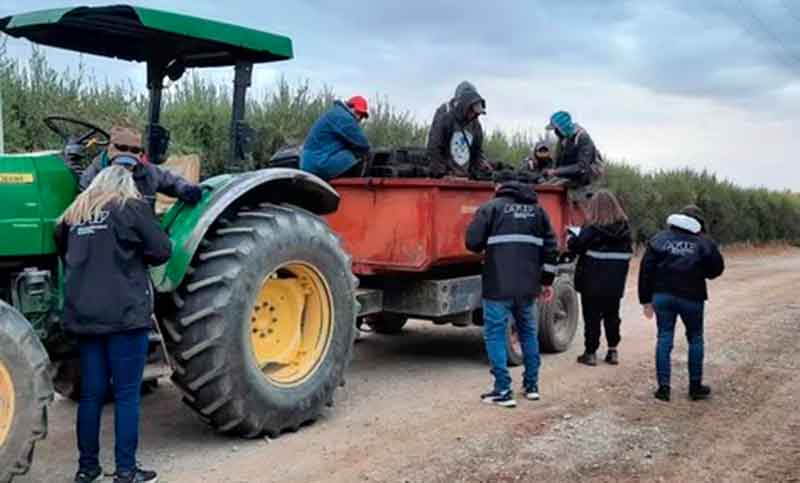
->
xmin=301 ymin=96 xmax=371 ymax=180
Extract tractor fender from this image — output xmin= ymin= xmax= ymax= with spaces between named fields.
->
xmin=151 ymin=168 xmax=339 ymax=293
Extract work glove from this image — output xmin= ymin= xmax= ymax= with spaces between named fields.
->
xmin=181 ymin=184 xmax=203 ymax=205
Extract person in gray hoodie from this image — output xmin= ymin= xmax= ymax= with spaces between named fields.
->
xmin=427 ymin=81 xmax=490 ymax=178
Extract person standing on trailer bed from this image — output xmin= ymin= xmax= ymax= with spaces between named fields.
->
xmin=638 ymin=206 xmax=725 ymax=402
xmin=79 ymin=126 xmax=202 ymax=210
xmin=466 ymin=174 xmax=558 ymax=408
xmin=567 ymin=190 xmax=633 ymax=366
xmin=55 ymin=166 xmax=171 ymax=483
xmin=427 ymin=81 xmax=492 ymax=179
xmin=301 ymin=96 xmax=371 ymax=180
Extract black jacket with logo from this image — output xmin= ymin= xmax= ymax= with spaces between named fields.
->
xmin=80 ymin=158 xmax=202 ymax=209
xmin=638 ymin=227 xmax=725 ymax=304
xmin=466 ymin=182 xmax=558 ymax=300
xmin=427 ymin=85 xmax=487 ymax=177
xmin=568 ymin=221 xmax=633 ymax=298
xmin=55 ymin=199 xmax=172 ymax=335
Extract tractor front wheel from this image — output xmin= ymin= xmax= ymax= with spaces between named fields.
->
xmin=0 ymin=302 xmax=52 ymax=483
xmin=164 ymin=204 xmax=357 ymax=437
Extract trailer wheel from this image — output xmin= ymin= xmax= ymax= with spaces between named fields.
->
xmin=538 ymin=276 xmax=579 ymax=353
xmin=365 ymin=314 xmax=407 ymax=335
xmin=165 ymin=204 xmax=357 ymax=437
xmin=0 ymin=302 xmax=52 ymax=483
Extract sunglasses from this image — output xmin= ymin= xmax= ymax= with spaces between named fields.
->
xmin=113 ymin=143 xmax=144 ymax=155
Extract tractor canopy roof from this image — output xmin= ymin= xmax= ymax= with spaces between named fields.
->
xmin=0 ymin=4 xmax=293 ymax=67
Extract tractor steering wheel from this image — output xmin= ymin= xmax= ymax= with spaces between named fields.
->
xmin=43 ymin=116 xmax=111 ymax=148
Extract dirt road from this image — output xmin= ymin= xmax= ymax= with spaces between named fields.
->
xmin=18 ymin=249 xmax=800 ymax=482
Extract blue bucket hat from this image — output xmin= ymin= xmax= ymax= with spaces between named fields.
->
xmin=546 ymin=111 xmax=576 ymax=137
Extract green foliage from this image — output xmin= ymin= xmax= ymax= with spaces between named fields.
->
xmin=2 ymin=49 xmax=799 ymax=244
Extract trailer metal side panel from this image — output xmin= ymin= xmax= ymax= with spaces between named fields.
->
xmin=327 ymin=177 xmax=582 ymax=276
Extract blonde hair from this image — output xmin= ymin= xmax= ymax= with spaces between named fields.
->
xmin=60 ymin=166 xmax=141 ymax=225
xmin=586 ymin=190 xmax=628 ymax=226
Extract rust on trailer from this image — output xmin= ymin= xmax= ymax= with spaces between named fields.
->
xmin=326 ymin=177 xmax=584 ymax=276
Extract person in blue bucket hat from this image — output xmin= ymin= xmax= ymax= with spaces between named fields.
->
xmin=544 ymin=111 xmax=602 ymax=189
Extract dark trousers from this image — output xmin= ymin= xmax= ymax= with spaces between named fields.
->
xmin=581 ymin=295 xmax=622 ymax=354
xmin=77 ymin=328 xmax=149 ymax=474
xmin=653 ymin=293 xmax=704 ymax=387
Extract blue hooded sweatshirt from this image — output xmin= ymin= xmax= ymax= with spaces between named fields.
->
xmin=301 ymin=101 xmax=370 ymax=180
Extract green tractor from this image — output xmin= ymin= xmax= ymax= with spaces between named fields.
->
xmin=0 ymin=5 xmax=358 ymax=481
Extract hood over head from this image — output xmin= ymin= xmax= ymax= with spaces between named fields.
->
xmin=455 ymin=83 xmax=486 ymax=122
xmin=495 ymin=181 xmax=538 ymax=204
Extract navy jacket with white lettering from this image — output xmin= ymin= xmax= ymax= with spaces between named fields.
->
xmin=638 ymin=226 xmax=725 ymax=304
xmin=466 ymin=182 xmax=558 ymax=300
xmin=567 ymin=221 xmax=633 ymax=298
xmin=55 ymin=199 xmax=172 ymax=335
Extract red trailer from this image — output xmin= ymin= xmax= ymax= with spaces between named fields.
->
xmin=326 ymin=177 xmax=583 ymax=360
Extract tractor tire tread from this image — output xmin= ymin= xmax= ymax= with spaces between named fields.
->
xmin=165 ymin=203 xmax=356 ymax=438
xmin=0 ymin=302 xmax=53 ymax=483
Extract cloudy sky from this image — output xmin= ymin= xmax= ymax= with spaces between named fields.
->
xmin=1 ymin=0 xmax=798 ymax=190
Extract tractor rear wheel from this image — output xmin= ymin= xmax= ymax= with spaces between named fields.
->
xmin=164 ymin=204 xmax=357 ymax=437
xmin=0 ymin=302 xmax=52 ymax=483
xmin=538 ymin=276 xmax=579 ymax=353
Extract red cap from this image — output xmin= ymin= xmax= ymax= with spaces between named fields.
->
xmin=346 ymin=95 xmax=369 ymax=118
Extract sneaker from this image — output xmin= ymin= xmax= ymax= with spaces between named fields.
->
xmin=689 ymin=383 xmax=711 ymax=401
xmin=480 ymin=389 xmax=517 ymax=408
xmin=605 ymin=349 xmax=619 ymax=365
xmin=577 ymin=353 xmax=597 ymax=366
xmin=74 ymin=467 xmax=103 ymax=483
xmin=654 ymin=385 xmax=671 ymax=402
xmin=114 ymin=468 xmax=158 ymax=483
xmin=524 ymin=385 xmax=540 ymax=401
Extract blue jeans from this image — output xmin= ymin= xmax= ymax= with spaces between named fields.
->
xmin=301 ymin=150 xmax=359 ymax=180
xmin=653 ymin=293 xmax=705 ymax=387
xmin=77 ymin=329 xmax=149 ymax=474
xmin=483 ymin=298 xmax=540 ymax=393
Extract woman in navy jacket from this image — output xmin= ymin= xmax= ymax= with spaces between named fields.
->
xmin=56 ymin=164 xmax=171 ymax=483
xmin=568 ymin=190 xmax=633 ymax=366
xmin=639 ymin=206 xmax=724 ymax=402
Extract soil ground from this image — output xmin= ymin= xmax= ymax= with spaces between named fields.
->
xmin=17 ymin=248 xmax=800 ymax=482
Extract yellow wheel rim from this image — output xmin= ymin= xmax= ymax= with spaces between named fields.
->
xmin=0 ymin=359 xmax=15 ymax=446
xmin=250 ymin=262 xmax=334 ymax=387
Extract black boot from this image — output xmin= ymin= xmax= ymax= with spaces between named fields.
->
xmin=689 ymin=382 xmax=711 ymax=400
xmin=654 ymin=385 xmax=671 ymax=401
xmin=577 ymin=352 xmax=597 ymax=366
xmin=605 ymin=349 xmax=619 ymax=365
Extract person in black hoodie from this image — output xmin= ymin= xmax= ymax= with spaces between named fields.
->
xmin=55 ymin=165 xmax=171 ymax=483
xmin=427 ymin=81 xmax=491 ymax=178
xmin=638 ymin=206 xmax=725 ymax=402
xmin=466 ymin=178 xmax=558 ymax=407
xmin=567 ymin=190 xmax=633 ymax=366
